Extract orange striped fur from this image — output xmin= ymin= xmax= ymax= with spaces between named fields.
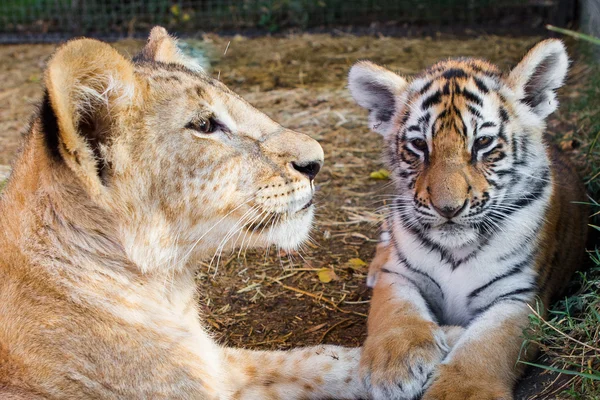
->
xmin=350 ymin=40 xmax=588 ymax=400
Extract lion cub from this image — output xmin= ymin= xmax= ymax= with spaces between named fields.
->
xmin=349 ymin=40 xmax=588 ymax=399
xmin=0 ymin=28 xmax=367 ymax=399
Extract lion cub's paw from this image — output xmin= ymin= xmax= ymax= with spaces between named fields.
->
xmin=360 ymin=324 xmax=448 ymax=400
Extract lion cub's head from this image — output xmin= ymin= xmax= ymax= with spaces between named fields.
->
xmin=40 ymin=27 xmax=323 ymax=271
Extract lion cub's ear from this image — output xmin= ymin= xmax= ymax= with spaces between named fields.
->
xmin=348 ymin=61 xmax=408 ymax=136
xmin=45 ymin=38 xmax=136 ymax=196
xmin=135 ymin=26 xmax=203 ymax=72
xmin=508 ymin=39 xmax=569 ymax=119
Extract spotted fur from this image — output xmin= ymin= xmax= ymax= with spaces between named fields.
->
xmin=0 ymin=28 xmax=368 ymax=399
xmin=349 ymin=40 xmax=588 ymax=400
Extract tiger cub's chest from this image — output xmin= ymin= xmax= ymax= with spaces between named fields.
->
xmin=388 ymin=232 xmax=538 ymax=327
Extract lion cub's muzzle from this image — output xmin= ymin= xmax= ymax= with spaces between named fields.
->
xmin=255 ymin=129 xmax=324 ymax=215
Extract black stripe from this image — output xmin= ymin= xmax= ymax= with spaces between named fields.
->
xmin=394 ymin=209 xmax=461 ymax=269
xmin=498 ymin=122 xmax=507 ymax=142
xmin=400 ymin=217 xmax=453 ymax=265
xmin=485 ymin=147 xmax=506 ymax=163
xmin=463 ymin=61 xmax=501 ymax=77
xmin=452 ymin=104 xmax=467 ymax=136
xmin=422 ymin=91 xmax=442 ymax=110
xmin=473 ymin=287 xmax=534 ymax=315
xmin=467 ymin=255 xmax=533 ymax=301
xmin=442 ymin=68 xmax=468 ymax=79
xmin=512 ymin=136 xmax=520 ymax=163
xmin=395 ymin=250 xmax=444 ymax=296
xmin=380 ymin=268 xmax=441 ymax=322
xmin=512 ymin=168 xmax=550 ymax=209
xmin=499 ymin=107 xmax=509 ymax=123
xmin=495 ymin=168 xmax=515 ymax=178
xmin=419 ymin=80 xmax=434 ymax=95
xmin=443 ymin=81 xmax=451 ymax=95
xmin=473 ymin=77 xmax=489 ymax=93
xmin=380 ymin=268 xmax=423 ymax=294
xmin=462 ymin=89 xmax=483 ymax=106
xmin=419 ymin=112 xmax=431 ymax=134
xmin=468 ymin=105 xmax=482 ymax=118
xmin=402 ymin=144 xmax=420 ymax=160
xmin=398 ymin=170 xmax=416 ymax=178
xmin=452 ymin=80 xmax=463 ymax=94
xmin=519 ymin=135 xmax=530 ymax=163
xmin=418 ymin=113 xmax=431 ymax=125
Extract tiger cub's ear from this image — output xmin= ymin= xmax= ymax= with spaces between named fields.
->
xmin=45 ymin=38 xmax=136 ymax=196
xmin=348 ymin=61 xmax=408 ymax=136
xmin=508 ymin=39 xmax=569 ymax=119
xmin=135 ymin=26 xmax=203 ymax=72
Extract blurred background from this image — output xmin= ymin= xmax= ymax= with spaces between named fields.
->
xmin=0 ymin=0 xmax=587 ymax=42
xmin=0 ymin=1 xmax=598 ymax=399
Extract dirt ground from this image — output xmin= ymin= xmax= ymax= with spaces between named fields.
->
xmin=0 ymin=34 xmax=592 ymax=399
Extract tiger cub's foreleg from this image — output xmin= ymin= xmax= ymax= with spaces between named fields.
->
xmin=423 ymin=303 xmax=531 ymax=400
xmin=360 ymin=268 xmax=450 ymax=400
xmin=222 ymin=345 xmax=368 ymax=399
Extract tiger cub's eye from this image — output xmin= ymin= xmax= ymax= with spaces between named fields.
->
xmin=410 ymin=138 xmax=428 ymax=152
xmin=474 ymin=136 xmax=493 ymax=149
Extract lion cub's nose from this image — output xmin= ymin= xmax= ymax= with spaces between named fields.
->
xmin=292 ymin=160 xmax=322 ymax=181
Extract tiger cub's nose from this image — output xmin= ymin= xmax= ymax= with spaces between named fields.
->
xmin=432 ymin=200 xmax=468 ymax=219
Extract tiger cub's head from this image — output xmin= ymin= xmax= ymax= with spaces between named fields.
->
xmin=349 ymin=40 xmax=568 ymax=248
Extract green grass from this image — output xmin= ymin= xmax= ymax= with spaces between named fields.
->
xmin=521 ymin=37 xmax=600 ymax=399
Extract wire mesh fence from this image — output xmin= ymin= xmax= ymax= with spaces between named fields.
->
xmin=0 ymin=0 xmax=577 ymax=43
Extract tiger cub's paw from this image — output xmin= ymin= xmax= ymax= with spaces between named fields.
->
xmin=423 ymin=365 xmax=513 ymax=400
xmin=360 ymin=323 xmax=448 ymax=400
xmin=366 ymin=241 xmax=392 ymax=288
xmin=367 ymin=220 xmax=392 ymax=288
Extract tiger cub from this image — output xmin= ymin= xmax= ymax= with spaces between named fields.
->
xmin=348 ymin=40 xmax=589 ymax=400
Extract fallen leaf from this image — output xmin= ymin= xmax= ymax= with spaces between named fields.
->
xmin=348 ymin=258 xmax=367 ymax=270
xmin=369 ymin=169 xmax=390 ymax=180
xmin=317 ymin=268 xmax=338 ymax=283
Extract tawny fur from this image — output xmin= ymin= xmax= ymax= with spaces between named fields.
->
xmin=0 ymin=28 xmax=368 ymax=400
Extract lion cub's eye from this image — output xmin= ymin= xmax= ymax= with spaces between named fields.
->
xmin=474 ymin=136 xmax=493 ymax=149
xmin=410 ymin=138 xmax=428 ymax=152
xmin=186 ymin=117 xmax=217 ymax=134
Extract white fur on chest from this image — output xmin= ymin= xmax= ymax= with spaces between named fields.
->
xmin=386 ymin=192 xmax=549 ymax=326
